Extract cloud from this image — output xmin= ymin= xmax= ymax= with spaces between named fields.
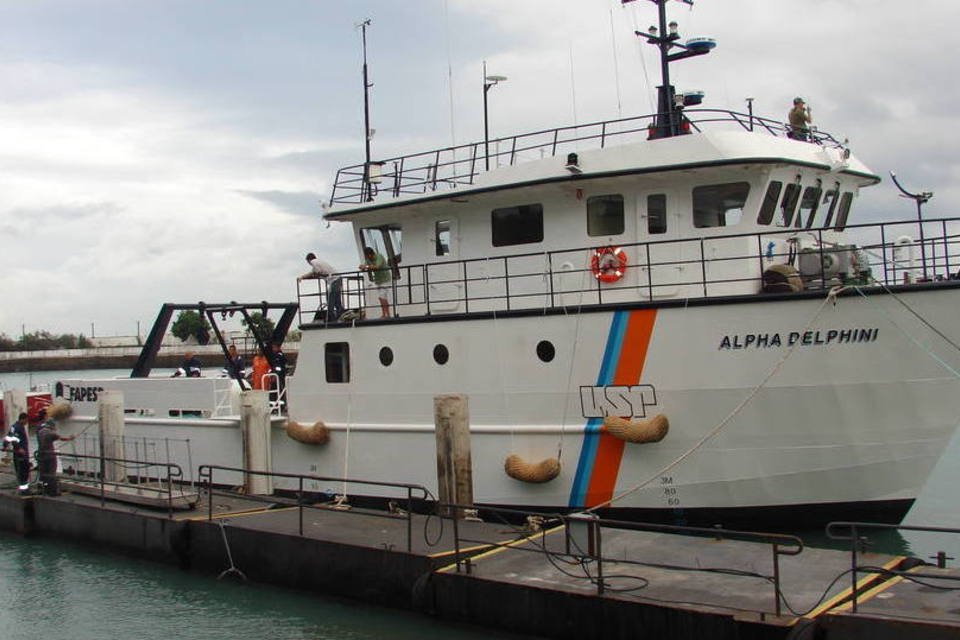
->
xmin=238 ymin=190 xmax=322 ymax=217
xmin=0 ymin=0 xmax=958 ymax=337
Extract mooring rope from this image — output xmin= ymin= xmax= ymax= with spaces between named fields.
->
xmin=216 ymin=519 xmax=247 ymax=581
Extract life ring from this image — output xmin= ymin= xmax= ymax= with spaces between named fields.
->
xmin=591 ymin=246 xmax=627 ymax=283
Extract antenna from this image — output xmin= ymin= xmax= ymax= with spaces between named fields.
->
xmin=623 ymin=0 xmax=715 ymax=139
xmin=358 ymin=19 xmax=374 ymax=202
xmin=890 ymin=171 xmax=933 ymax=280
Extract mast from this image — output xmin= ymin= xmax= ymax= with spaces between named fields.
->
xmin=626 ymin=0 xmax=714 ymax=139
xmin=360 ymin=19 xmax=374 ymax=202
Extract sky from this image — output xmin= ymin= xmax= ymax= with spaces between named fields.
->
xmin=0 ymin=0 xmax=957 ymax=338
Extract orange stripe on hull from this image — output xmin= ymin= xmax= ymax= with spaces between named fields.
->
xmin=584 ymin=309 xmax=657 ymax=506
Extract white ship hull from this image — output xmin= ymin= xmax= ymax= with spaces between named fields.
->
xmin=285 ymin=285 xmax=959 ymax=521
xmin=56 ymin=284 xmax=960 ymax=526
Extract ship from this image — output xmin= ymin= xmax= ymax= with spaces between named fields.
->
xmin=47 ymin=0 xmax=960 ymax=528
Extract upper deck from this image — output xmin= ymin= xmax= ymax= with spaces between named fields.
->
xmin=326 ymin=108 xmax=876 ymax=216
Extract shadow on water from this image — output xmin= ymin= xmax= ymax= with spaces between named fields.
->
xmin=797 ymin=527 xmax=913 ymax=556
xmin=0 ymin=532 xmax=537 ymax=640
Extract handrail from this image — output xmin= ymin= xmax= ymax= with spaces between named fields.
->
xmin=198 ymin=465 xmax=431 ymax=552
xmin=329 ymin=108 xmax=843 ymax=205
xmin=446 ymin=503 xmax=802 ymax=617
xmin=54 ymin=450 xmax=185 ymax=518
xmin=826 ymin=521 xmax=960 ymax=613
xmin=297 ymin=216 xmax=960 ymax=326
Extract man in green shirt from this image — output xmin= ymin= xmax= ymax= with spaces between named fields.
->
xmin=360 ymin=246 xmax=392 ymax=318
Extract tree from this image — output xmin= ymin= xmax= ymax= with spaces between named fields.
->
xmin=170 ymin=310 xmax=211 ymax=344
xmin=242 ymin=312 xmax=275 ymax=344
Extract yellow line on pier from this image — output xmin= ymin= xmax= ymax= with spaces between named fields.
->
xmin=179 ymin=506 xmax=298 ymax=521
xmin=813 ymin=556 xmax=906 ymax=616
xmin=435 ymin=524 xmax=565 ymax=573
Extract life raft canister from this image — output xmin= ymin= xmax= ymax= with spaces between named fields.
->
xmin=591 ymin=246 xmax=627 ymax=283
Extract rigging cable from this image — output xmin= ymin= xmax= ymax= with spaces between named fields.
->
xmin=555 ymin=252 xmax=592 ymax=461
xmin=443 ymin=0 xmax=458 ymax=177
xmin=625 ymin=0 xmax=656 ymax=113
xmin=608 ymin=3 xmax=624 ymax=120
xmin=568 ymin=41 xmax=579 ymax=128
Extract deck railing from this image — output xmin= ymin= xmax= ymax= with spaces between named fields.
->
xmin=297 ymin=217 xmax=960 ymax=326
xmin=198 ymin=465 xmax=431 ymax=552
xmin=55 ymin=450 xmax=186 ymax=517
xmin=329 ymin=108 xmax=843 ymax=206
xmin=446 ymin=504 xmax=803 ymax=617
xmin=827 ymin=521 xmax=960 ymax=614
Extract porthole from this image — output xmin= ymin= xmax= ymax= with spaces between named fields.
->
xmin=379 ymin=347 xmax=394 ymax=367
xmin=433 ymin=344 xmax=449 ymax=365
xmin=536 ymin=340 xmax=555 ymax=363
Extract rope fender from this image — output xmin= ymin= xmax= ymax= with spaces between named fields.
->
xmin=285 ymin=420 xmax=330 ymax=445
xmin=504 ymin=454 xmax=561 ymax=483
xmin=46 ymin=401 xmax=73 ymax=420
xmin=602 ymin=414 xmax=669 ymax=443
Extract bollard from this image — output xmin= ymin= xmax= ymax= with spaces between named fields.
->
xmin=434 ymin=394 xmax=473 ymax=518
xmin=241 ymin=390 xmax=272 ymax=495
xmin=98 ymin=390 xmax=125 ymax=483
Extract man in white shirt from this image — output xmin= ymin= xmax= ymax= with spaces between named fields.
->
xmin=298 ymin=253 xmax=344 ymax=322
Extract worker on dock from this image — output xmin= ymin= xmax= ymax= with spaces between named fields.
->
xmin=36 ymin=409 xmax=75 ymax=497
xmin=4 ymin=412 xmax=31 ymax=494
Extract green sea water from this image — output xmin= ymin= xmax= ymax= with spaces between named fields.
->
xmin=0 ymin=532 xmax=525 ymax=640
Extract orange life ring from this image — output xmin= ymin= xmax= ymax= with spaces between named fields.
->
xmin=591 ymin=246 xmax=627 ymax=283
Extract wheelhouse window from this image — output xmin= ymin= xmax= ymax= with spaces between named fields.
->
xmin=325 ymin=342 xmax=350 ymax=383
xmin=587 ymin=195 xmax=624 ymax=237
xmin=647 ymin=194 xmax=667 ymax=234
xmin=492 ymin=203 xmax=543 ymax=247
xmin=799 ymin=186 xmax=823 ymax=228
xmin=834 ymin=192 xmax=854 ymax=230
xmin=756 ymin=181 xmax=783 ymax=226
xmin=435 ymin=220 xmax=451 ymax=257
xmin=692 ymin=182 xmax=749 ymax=228
xmin=823 ymin=183 xmax=840 ymax=227
xmin=777 ymin=183 xmax=801 ymax=227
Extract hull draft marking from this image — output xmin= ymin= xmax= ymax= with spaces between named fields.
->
xmin=569 ymin=309 xmax=657 ymax=508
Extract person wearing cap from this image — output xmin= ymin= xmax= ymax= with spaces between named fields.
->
xmin=787 ymin=97 xmax=812 ymax=141
xmin=36 ymin=410 xmax=75 ymax=496
xmin=171 ymin=351 xmax=202 ymax=378
xmin=298 ymin=252 xmax=343 ymax=323
xmin=5 ymin=412 xmax=31 ymax=494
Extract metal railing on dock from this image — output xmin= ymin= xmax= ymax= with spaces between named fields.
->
xmin=827 ymin=521 xmax=960 ymax=613
xmin=448 ymin=505 xmax=803 ymax=617
xmin=197 ymin=465 xmax=431 ymax=552
xmin=57 ymin=450 xmax=186 ymax=517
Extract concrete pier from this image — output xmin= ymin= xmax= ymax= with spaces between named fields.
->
xmin=0 ymin=465 xmax=957 ymax=640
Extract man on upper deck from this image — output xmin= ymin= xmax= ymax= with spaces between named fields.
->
xmin=299 ymin=253 xmax=344 ymax=323
xmin=787 ymin=97 xmax=813 ymax=141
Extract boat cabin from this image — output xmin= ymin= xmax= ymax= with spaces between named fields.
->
xmin=299 ymin=112 xmax=883 ymax=323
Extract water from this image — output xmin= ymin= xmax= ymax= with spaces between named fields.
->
xmin=0 ymin=533 xmax=521 ymax=640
